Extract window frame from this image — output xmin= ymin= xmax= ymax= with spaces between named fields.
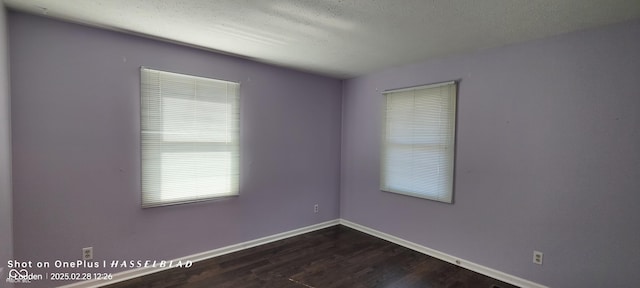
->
xmin=140 ymin=67 xmax=240 ymax=208
xmin=380 ymin=80 xmax=458 ymax=203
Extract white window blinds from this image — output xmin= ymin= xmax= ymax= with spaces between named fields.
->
xmin=141 ymin=67 xmax=240 ymax=207
xmin=381 ymin=81 xmax=457 ymax=203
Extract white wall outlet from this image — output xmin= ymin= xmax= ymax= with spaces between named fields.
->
xmin=82 ymin=247 xmax=93 ymax=260
xmin=533 ymin=250 xmax=543 ymax=265
xmin=314 ymin=204 xmax=319 ymax=213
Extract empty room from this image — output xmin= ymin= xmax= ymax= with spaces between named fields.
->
xmin=1 ymin=0 xmax=639 ymax=287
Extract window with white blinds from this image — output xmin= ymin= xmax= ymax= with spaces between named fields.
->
xmin=140 ymin=67 xmax=239 ymax=207
xmin=381 ymin=81 xmax=457 ymax=203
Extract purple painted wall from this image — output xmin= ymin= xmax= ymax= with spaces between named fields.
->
xmin=341 ymin=20 xmax=640 ymax=288
xmin=9 ymin=12 xmax=341 ymax=287
xmin=8 ymin=7 xmax=640 ymax=288
xmin=0 ymin=5 xmax=13 ymax=288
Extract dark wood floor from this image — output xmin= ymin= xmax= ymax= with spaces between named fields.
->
xmin=104 ymin=225 xmax=518 ymax=288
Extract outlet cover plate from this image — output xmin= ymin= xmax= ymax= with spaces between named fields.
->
xmin=533 ymin=250 xmax=543 ymax=265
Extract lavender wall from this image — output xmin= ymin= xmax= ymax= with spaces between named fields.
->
xmin=0 ymin=5 xmax=13 ymax=288
xmin=341 ymin=20 xmax=640 ymax=288
xmin=9 ymin=12 xmax=341 ymax=287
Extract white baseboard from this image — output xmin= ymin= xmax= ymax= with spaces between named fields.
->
xmin=59 ymin=218 xmax=547 ymax=288
xmin=339 ymin=219 xmax=548 ymax=288
xmin=57 ymin=219 xmax=340 ymax=288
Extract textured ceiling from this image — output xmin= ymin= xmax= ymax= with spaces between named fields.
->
xmin=4 ymin=0 xmax=640 ymax=79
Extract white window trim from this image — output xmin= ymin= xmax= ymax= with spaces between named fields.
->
xmin=140 ymin=67 xmax=240 ymax=208
xmin=380 ymin=80 xmax=458 ymax=203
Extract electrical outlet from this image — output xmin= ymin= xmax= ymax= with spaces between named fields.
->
xmin=314 ymin=204 xmax=319 ymax=213
xmin=533 ymin=250 xmax=543 ymax=265
xmin=83 ymin=247 xmax=93 ymax=260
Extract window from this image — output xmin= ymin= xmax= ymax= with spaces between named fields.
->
xmin=381 ymin=81 xmax=457 ymax=203
xmin=140 ymin=67 xmax=240 ymax=207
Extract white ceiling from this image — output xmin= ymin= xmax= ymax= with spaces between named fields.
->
xmin=4 ymin=0 xmax=640 ymax=79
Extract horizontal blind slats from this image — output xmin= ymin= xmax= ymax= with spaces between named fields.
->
xmin=141 ymin=67 xmax=240 ymax=207
xmin=381 ymin=82 xmax=456 ymax=203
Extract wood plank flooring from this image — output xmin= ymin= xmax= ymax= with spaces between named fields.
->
xmin=104 ymin=225 xmax=518 ymax=288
